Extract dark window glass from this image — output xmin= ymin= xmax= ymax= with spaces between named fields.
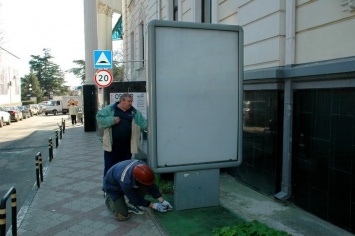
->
xmin=173 ymin=0 xmax=178 ymax=21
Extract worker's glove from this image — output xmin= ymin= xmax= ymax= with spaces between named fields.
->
xmin=160 ymin=200 xmax=173 ymax=210
xmin=152 ymin=202 xmax=167 ymax=212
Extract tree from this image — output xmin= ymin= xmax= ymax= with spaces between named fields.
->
xmin=21 ymin=72 xmax=42 ymax=102
xmin=66 ymin=60 xmax=85 ymax=84
xmin=112 ymin=49 xmax=124 ymax=82
xmin=28 ymin=48 xmax=69 ymax=96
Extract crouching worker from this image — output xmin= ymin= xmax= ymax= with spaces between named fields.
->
xmin=103 ymin=159 xmax=173 ymax=221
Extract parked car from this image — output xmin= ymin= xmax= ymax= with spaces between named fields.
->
xmin=0 ymin=106 xmax=11 ymax=127
xmin=32 ymin=104 xmax=40 ymax=115
xmin=4 ymin=106 xmax=23 ymax=122
xmin=17 ymin=106 xmax=31 ymax=119
xmin=26 ymin=104 xmax=38 ymax=116
xmin=35 ymin=104 xmax=44 ymax=115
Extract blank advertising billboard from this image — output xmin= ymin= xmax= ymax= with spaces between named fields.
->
xmin=147 ymin=20 xmax=243 ymax=172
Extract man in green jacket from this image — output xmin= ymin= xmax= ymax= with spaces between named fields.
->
xmin=96 ymin=93 xmax=148 ymax=177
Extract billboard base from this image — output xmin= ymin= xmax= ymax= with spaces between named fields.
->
xmin=174 ymin=169 xmax=219 ymax=210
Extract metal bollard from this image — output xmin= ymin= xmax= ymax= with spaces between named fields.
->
xmin=48 ymin=137 xmax=53 ymax=162
xmin=35 ymin=152 xmax=43 ymax=188
xmin=0 ymin=187 xmax=17 ymax=236
xmin=55 ymin=130 xmax=59 ymax=148
xmin=62 ymin=120 xmax=65 ymax=134
xmin=59 ymin=125 xmax=62 ymax=139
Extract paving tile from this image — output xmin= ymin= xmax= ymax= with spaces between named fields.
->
xmin=16 ymin=127 xmax=166 ymax=235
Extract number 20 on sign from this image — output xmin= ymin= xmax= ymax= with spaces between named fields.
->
xmin=94 ymin=69 xmax=113 ymax=88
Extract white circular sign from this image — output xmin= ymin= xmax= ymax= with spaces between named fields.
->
xmin=94 ymin=69 xmax=113 ymax=87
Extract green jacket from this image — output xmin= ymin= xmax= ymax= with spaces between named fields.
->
xmin=96 ymin=102 xmax=147 ymax=154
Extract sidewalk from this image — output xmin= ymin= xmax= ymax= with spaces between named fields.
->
xmin=15 ymin=125 xmax=167 ymax=236
xmin=13 ymin=125 xmax=353 ymax=236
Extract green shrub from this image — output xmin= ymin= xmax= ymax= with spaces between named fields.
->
xmin=155 ymin=174 xmax=174 ymax=194
xmin=22 ymin=100 xmax=35 ymax=105
xmin=212 ymin=220 xmax=292 ymax=236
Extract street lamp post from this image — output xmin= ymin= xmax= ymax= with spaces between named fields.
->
xmin=41 ymin=88 xmax=47 ymax=101
xmin=27 ymin=84 xmax=32 ymax=100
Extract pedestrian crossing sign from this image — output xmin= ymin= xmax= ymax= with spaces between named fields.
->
xmin=93 ymin=50 xmax=112 ymax=69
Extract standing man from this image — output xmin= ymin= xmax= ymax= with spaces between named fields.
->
xmin=96 ymin=93 xmax=148 ymax=177
xmin=69 ymin=102 xmax=78 ymax=125
xmin=103 ymin=159 xmax=173 ymax=220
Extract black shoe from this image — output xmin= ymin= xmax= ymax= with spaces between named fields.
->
xmin=127 ymin=203 xmax=145 ymax=215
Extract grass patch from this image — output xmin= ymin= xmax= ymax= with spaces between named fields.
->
xmin=153 ymin=199 xmax=243 ymax=236
xmin=152 ymin=176 xmax=292 ymax=236
xmin=155 ymin=174 xmax=174 ymax=194
xmin=212 ymin=220 xmax=292 ymax=236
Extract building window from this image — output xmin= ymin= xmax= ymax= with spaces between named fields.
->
xmin=173 ymin=0 xmax=178 ymax=21
xmin=130 ymin=32 xmax=134 ymax=75
xmin=139 ymin=22 xmax=144 ymax=68
xmin=201 ymin=0 xmax=211 ymax=23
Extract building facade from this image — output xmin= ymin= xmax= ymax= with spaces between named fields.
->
xmin=114 ymin=0 xmax=355 ymax=232
xmin=0 ymin=52 xmax=21 ymax=106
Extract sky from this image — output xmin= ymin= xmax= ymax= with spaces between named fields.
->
xmin=0 ymin=0 xmax=121 ymax=87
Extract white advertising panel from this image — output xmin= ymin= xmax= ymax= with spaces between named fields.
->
xmin=147 ymin=20 xmax=243 ymax=172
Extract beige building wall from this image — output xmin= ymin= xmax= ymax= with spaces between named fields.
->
xmin=0 ymin=52 xmax=21 ymax=106
xmin=295 ymin=0 xmax=355 ymax=64
xmin=121 ymin=0 xmax=355 ymax=81
xmin=236 ymin=0 xmax=286 ymax=70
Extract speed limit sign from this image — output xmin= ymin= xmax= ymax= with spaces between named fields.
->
xmin=94 ymin=69 xmax=113 ymax=87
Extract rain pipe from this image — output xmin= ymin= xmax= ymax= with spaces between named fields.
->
xmin=274 ymin=0 xmax=295 ymax=201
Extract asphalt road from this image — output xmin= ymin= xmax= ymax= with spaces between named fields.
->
xmin=0 ymin=113 xmax=70 ymax=232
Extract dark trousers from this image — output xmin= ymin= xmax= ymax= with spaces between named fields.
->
xmin=105 ymin=186 xmax=147 ymax=220
xmin=71 ymin=115 xmax=77 ymax=125
xmin=103 ymin=144 xmax=131 ymax=177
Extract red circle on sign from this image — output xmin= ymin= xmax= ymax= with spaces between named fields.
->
xmin=94 ymin=69 xmax=113 ymax=88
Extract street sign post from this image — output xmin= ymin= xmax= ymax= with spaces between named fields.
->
xmin=94 ymin=69 xmax=113 ymax=87
xmin=93 ymin=50 xmax=112 ymax=69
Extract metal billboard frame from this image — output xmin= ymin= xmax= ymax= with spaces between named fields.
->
xmin=147 ymin=20 xmax=243 ymax=173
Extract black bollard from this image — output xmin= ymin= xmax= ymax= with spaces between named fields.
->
xmin=0 ymin=187 xmax=17 ymax=236
xmin=49 ymin=137 xmax=53 ymax=161
xmin=55 ymin=130 xmax=59 ymax=148
xmin=35 ymin=152 xmax=43 ymax=188
xmin=39 ymin=153 xmax=43 ymax=181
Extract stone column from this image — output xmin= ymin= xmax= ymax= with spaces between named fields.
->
xmin=106 ymin=8 xmax=114 ymax=51
xmin=97 ymin=3 xmax=114 ymax=108
xmin=83 ymin=0 xmax=99 ymax=132
xmin=84 ymin=0 xmax=98 ymax=85
xmin=97 ymin=2 xmax=109 ymax=49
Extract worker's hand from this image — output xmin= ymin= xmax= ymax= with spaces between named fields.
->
xmin=152 ymin=202 xmax=167 ymax=212
xmin=160 ymin=200 xmax=173 ymax=210
xmin=114 ymin=116 xmax=120 ymax=124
